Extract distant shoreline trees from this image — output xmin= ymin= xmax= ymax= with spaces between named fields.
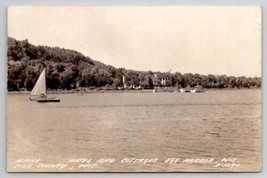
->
xmin=7 ymin=37 xmax=261 ymax=91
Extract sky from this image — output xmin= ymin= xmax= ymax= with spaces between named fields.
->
xmin=8 ymin=6 xmax=261 ymax=77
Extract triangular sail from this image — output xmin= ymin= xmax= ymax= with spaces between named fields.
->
xmin=30 ymin=69 xmax=46 ymax=96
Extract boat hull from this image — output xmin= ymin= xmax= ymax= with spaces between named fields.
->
xmin=37 ymin=99 xmax=61 ymax=103
xmin=30 ymin=96 xmax=58 ymax=101
xmin=191 ymin=90 xmax=205 ymax=93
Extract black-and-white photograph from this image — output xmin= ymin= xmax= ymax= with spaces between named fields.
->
xmin=7 ymin=6 xmax=261 ymax=172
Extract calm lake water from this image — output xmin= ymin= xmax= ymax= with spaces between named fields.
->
xmin=7 ymin=89 xmax=261 ymax=172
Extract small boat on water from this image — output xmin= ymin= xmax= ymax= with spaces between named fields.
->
xmin=29 ymin=68 xmax=60 ymax=103
xmin=179 ymin=88 xmax=191 ymax=93
xmin=190 ymin=85 xmax=205 ymax=93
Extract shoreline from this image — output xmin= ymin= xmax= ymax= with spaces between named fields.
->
xmin=7 ymin=88 xmax=261 ymax=95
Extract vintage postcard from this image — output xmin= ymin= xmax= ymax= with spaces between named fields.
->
xmin=7 ymin=6 xmax=261 ymax=172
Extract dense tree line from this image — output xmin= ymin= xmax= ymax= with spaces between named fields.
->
xmin=7 ymin=37 xmax=261 ymax=91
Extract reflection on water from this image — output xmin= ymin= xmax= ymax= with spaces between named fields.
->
xmin=7 ymin=90 xmax=261 ymax=172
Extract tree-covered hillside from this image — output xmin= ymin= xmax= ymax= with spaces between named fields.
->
xmin=7 ymin=37 xmax=261 ymax=91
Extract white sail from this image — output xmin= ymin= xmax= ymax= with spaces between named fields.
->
xmin=30 ymin=69 xmax=46 ymax=96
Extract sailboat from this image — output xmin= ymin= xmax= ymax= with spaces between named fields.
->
xmin=29 ymin=68 xmax=60 ymax=103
